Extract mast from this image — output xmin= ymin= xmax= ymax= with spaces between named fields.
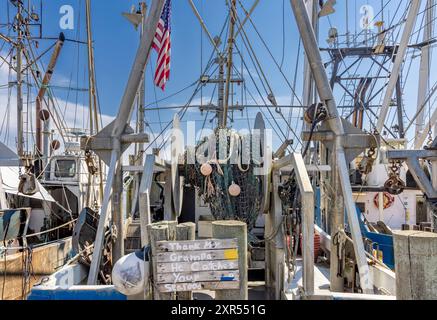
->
xmin=85 ymin=0 xmax=104 ymax=205
xmin=137 ymin=2 xmax=147 ymax=164
xmin=415 ymin=0 xmax=435 ymax=148
xmin=85 ymin=0 xmax=101 ymax=136
xmin=345 ymin=0 xmax=350 ymax=47
xmin=376 ymin=0 xmax=421 ymax=134
xmin=217 ymin=58 xmax=225 ymax=126
xmin=222 ymin=0 xmax=237 ymax=128
xmin=15 ymin=2 xmax=24 ymax=158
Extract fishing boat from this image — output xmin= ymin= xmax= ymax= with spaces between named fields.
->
xmin=0 ymin=0 xmax=103 ymax=299
xmin=0 ymin=0 xmax=436 ymax=301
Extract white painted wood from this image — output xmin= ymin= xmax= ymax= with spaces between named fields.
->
xmin=157 ymin=260 xmax=239 ymax=273
xmin=291 ymin=153 xmax=314 ymax=296
xmin=156 ymin=239 xmax=237 ymax=252
xmin=155 ymin=248 xmax=239 ymax=263
xmin=153 ymin=237 xmax=241 ymax=294
xmin=158 ymin=281 xmax=240 ymax=293
xmin=157 ymin=270 xmax=239 ymax=284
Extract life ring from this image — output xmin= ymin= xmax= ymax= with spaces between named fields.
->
xmin=373 ymin=192 xmax=395 ymax=210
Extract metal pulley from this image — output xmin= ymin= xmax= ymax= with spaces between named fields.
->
xmin=358 ymin=148 xmax=377 ymax=175
xmin=384 ymin=161 xmax=405 ymax=195
xmin=18 ymin=172 xmax=39 ymax=196
xmin=384 ymin=176 xmax=406 ymax=195
xmin=304 ymin=102 xmax=327 ymax=124
xmin=85 ymin=151 xmax=99 ymax=176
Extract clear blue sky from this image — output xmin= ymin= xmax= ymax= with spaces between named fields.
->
xmin=1 ymin=0 xmax=435 ymax=151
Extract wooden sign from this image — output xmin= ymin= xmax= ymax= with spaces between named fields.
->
xmin=153 ymin=239 xmax=240 ymax=293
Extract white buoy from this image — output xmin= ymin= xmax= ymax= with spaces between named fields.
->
xmin=112 ymin=250 xmax=150 ymax=296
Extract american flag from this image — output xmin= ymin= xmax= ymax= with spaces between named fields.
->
xmin=153 ymin=0 xmax=172 ymax=91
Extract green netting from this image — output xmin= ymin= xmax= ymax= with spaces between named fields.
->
xmin=184 ymin=128 xmax=262 ymax=231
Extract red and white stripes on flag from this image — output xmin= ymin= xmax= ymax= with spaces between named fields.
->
xmin=153 ymin=0 xmax=172 ymax=91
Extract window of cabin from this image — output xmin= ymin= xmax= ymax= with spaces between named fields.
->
xmin=54 ymin=160 xmax=77 ymax=178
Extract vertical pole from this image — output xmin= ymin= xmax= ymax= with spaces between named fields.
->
xmin=130 ymin=3 xmax=149 ymax=221
xmin=222 ymin=0 xmax=237 ymax=128
xmin=138 ymin=3 xmax=147 ymax=165
xmin=377 ymin=0 xmax=421 ymax=134
xmin=330 ymin=151 xmax=345 ymax=292
xmin=217 ymin=60 xmax=225 ymax=127
xmin=415 ymin=0 xmax=435 ymax=148
xmin=16 ymin=3 xmax=24 ymax=159
xmin=265 ymin=172 xmax=285 ymax=299
xmin=431 ymin=119 xmax=437 ymax=229
xmin=85 ymin=0 xmax=95 ymax=208
xmin=396 ymin=79 xmax=405 ymax=138
xmin=346 ymin=0 xmax=350 ymax=47
xmin=212 ymin=220 xmax=248 ymax=300
xmin=112 ymin=142 xmax=124 ymax=263
xmin=290 ymin=153 xmax=314 ymax=296
xmin=290 ymin=0 xmax=373 ymax=294
xmin=85 ymin=0 xmax=104 ymax=205
xmin=43 ymin=120 xmax=50 ymax=180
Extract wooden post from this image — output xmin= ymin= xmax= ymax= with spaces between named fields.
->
xmin=393 ymin=230 xmax=437 ymax=299
xmin=148 ymin=221 xmax=177 ymax=300
xmin=176 ymin=222 xmax=196 ymax=300
xmin=212 ymin=220 xmax=248 ymax=300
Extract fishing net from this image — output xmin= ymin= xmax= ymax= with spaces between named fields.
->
xmin=184 ymin=128 xmax=263 ymax=231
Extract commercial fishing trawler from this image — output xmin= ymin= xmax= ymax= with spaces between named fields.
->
xmin=0 ymin=0 xmax=103 ymax=299
xmin=1 ymin=0 xmax=437 ymax=301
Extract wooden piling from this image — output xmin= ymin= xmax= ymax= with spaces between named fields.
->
xmin=393 ymin=230 xmax=437 ymax=300
xmin=212 ymin=220 xmax=248 ymax=300
xmin=148 ymin=221 xmax=177 ymax=300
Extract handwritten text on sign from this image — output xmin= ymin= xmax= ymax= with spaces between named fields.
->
xmin=154 ymin=239 xmax=240 ymax=293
